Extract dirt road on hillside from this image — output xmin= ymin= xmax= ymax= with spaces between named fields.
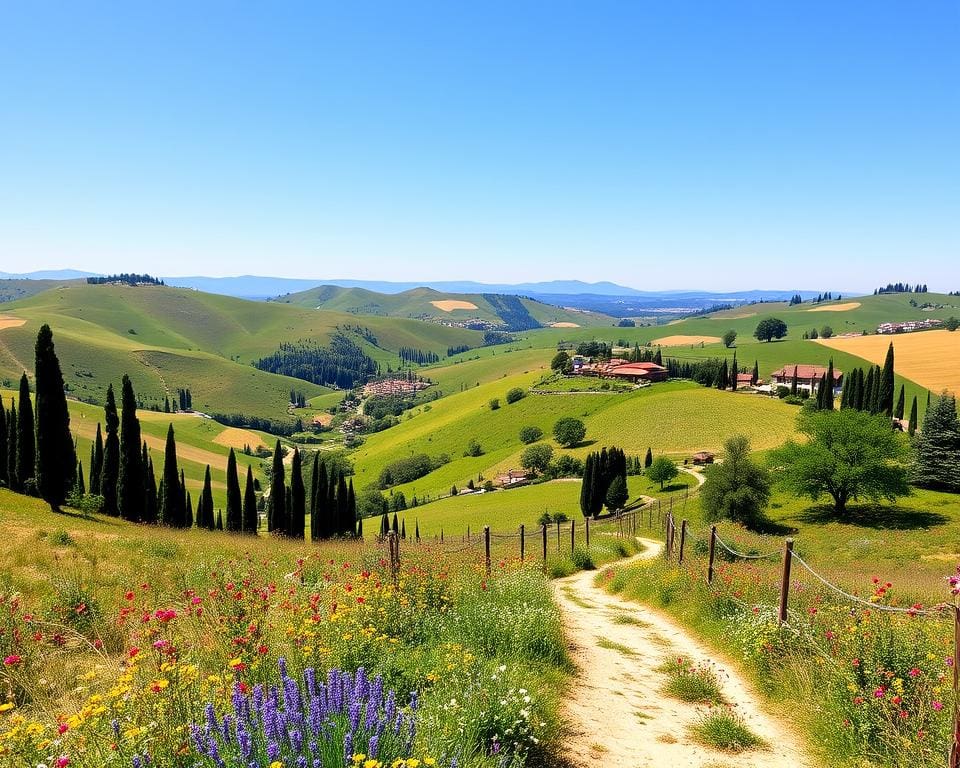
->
xmin=553 ymin=538 xmax=813 ymax=767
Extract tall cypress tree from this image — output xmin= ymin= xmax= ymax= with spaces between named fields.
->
xmin=751 ymin=360 xmax=759 ymax=384
xmin=117 ymin=375 xmax=144 ymax=521
xmin=216 ymin=509 xmax=223 ymax=531
xmin=289 ymin=448 xmax=306 ymax=539
xmin=579 ymin=453 xmax=593 ymax=517
xmin=337 ymin=473 xmax=350 ymax=535
xmin=895 ymin=385 xmax=906 ymax=421
xmin=90 ymin=423 xmax=104 ymax=496
xmin=75 ymin=462 xmax=85 ymax=496
xmin=863 ymin=367 xmax=876 ymax=414
xmin=34 ymin=326 xmax=77 ymax=510
xmin=0 ymin=402 xmax=6 ymax=487
xmin=908 ymin=396 xmax=919 ymax=437
xmin=269 ymin=440 xmax=286 ymax=534
xmin=200 ymin=465 xmax=215 ymax=530
xmin=823 ymin=360 xmax=835 ymax=411
xmin=185 ymin=490 xmax=193 ymax=528
xmin=160 ymin=424 xmax=183 ymax=526
xmin=6 ymin=404 xmax=17 ymax=492
xmin=644 ymin=447 xmax=653 ymax=468
xmin=16 ymin=373 xmax=35 ymax=492
xmin=101 ymin=385 xmax=120 ymax=515
xmin=347 ymin=480 xmax=356 ymax=536
xmin=730 ymin=352 xmax=738 ymax=391
xmin=309 ymin=452 xmax=320 ymax=523
xmin=313 ymin=460 xmax=328 ymax=540
xmin=225 ymin=448 xmax=243 ymax=533
xmin=143 ymin=455 xmax=158 ymax=524
xmin=877 ymin=342 xmax=895 ymax=417
xmin=243 ymin=465 xmax=258 ymax=534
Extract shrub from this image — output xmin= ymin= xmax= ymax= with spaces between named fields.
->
xmin=489 ymin=398 xmax=500 ymax=410
xmin=463 ymin=438 xmax=484 ymax=457
xmin=689 ymin=709 xmax=766 ymax=752
xmin=519 ymin=425 xmax=543 ymax=444
xmin=570 ymin=547 xmax=595 ymax=571
xmin=505 ymin=387 xmax=526 ymax=404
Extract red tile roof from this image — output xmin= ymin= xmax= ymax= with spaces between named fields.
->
xmin=771 ymin=364 xmax=843 ymax=381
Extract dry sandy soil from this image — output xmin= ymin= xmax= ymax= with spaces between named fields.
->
xmin=554 ymin=538 xmax=812 ymax=768
xmin=817 ymin=329 xmax=960 ymax=395
xmin=652 ymin=335 xmax=722 ymax=346
xmin=0 ymin=315 xmax=26 ymax=331
xmin=551 ymin=322 xmax=581 ymax=328
xmin=806 ymin=302 xmax=861 ymax=312
xmin=430 ymin=299 xmax=478 ymax=312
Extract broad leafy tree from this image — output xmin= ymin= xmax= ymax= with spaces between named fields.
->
xmin=753 ymin=317 xmax=788 ymax=342
xmin=769 ymin=409 xmax=910 ymax=516
xmin=700 ymin=435 xmax=771 ymax=529
xmin=521 ymin=443 xmax=554 ymax=474
xmin=553 ymin=417 xmax=586 ymax=448
xmin=721 ymin=329 xmax=737 ymax=348
xmin=647 ymin=456 xmax=678 ymax=490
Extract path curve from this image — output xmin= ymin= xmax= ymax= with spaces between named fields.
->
xmin=553 ymin=538 xmax=812 ymax=767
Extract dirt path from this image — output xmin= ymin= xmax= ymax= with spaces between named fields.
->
xmin=553 ymin=539 xmax=812 ymax=768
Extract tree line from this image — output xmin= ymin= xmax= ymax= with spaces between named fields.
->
xmin=398 ymin=347 xmax=439 ymax=366
xmin=875 ymin=283 xmax=928 ymax=294
xmin=86 ymin=273 xmax=165 ymax=286
xmin=254 ymin=334 xmax=379 ymax=389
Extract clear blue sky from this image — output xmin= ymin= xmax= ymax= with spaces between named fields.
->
xmin=0 ymin=2 xmax=957 ymax=291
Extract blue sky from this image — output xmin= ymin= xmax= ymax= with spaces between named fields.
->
xmin=0 ymin=2 xmax=957 ymax=291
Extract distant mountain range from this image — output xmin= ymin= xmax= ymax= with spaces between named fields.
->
xmin=0 ymin=271 xmax=853 ymax=314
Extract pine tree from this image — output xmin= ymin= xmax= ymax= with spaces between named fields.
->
xmin=143 ymin=455 xmax=158 ymax=524
xmin=90 ymin=423 xmax=104 ymax=496
xmin=101 ymin=385 xmax=120 ymax=515
xmin=895 ymin=385 xmax=905 ymax=421
xmin=0 ymin=402 xmax=7 ymax=488
xmin=16 ymin=373 xmax=35 ymax=492
xmin=160 ymin=424 xmax=183 ymax=526
xmin=911 ymin=393 xmax=960 ymax=491
xmin=225 ymin=448 xmax=242 ymax=533
xmin=908 ymin=396 xmax=919 ymax=437
xmin=117 ymin=375 xmax=144 ymax=522
xmin=644 ymin=447 xmax=653 ymax=469
xmin=6 ymin=404 xmax=16 ymax=492
xmin=289 ymin=448 xmax=306 ymax=539
xmin=269 ymin=440 xmax=286 ymax=534
xmin=243 ymin=465 xmax=258 ymax=534
xmin=878 ymin=342 xmax=895 ymax=417
xmin=200 ymin=465 xmax=215 ymax=530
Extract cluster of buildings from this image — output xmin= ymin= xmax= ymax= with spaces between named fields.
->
xmin=362 ymin=378 xmax=431 ymax=397
xmin=876 ymin=319 xmax=942 ymax=334
xmin=571 ymin=356 xmax=669 ymax=383
xmin=769 ymin=364 xmax=844 ymax=394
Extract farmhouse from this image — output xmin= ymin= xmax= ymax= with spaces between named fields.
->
xmin=877 ymin=319 xmax=942 ymax=334
xmin=607 ymin=361 xmax=669 ymax=383
xmin=496 ymin=469 xmax=530 ymax=488
xmin=735 ymin=372 xmax=757 ymax=387
xmin=770 ymin=364 xmax=843 ymax=393
xmin=363 ymin=378 xmax=430 ymax=397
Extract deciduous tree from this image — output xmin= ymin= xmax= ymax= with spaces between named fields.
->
xmin=700 ymin=435 xmax=771 ymax=529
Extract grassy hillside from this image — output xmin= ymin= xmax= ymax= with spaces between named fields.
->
xmin=273 ymin=284 xmax=613 ymax=329
xmin=0 ymin=283 xmax=484 ymax=421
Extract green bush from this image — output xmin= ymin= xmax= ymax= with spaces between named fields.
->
xmin=505 ymin=387 xmax=526 ymax=404
xmin=519 ymin=426 xmax=543 ymax=444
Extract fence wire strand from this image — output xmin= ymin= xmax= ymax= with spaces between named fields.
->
xmin=712 ymin=532 xmax=782 ymax=561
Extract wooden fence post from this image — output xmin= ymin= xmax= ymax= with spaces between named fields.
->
xmin=542 ymin=523 xmax=548 ymax=565
xmin=556 ymin=519 xmax=561 ymax=551
xmin=520 ymin=524 xmax=525 ymax=562
xmin=950 ymin=605 xmax=960 ymax=768
xmin=778 ymin=538 xmax=794 ymax=625
xmin=571 ymin=519 xmax=576 ymax=552
xmin=586 ymin=517 xmax=591 ymax=548
xmin=484 ymin=526 xmax=491 ymax=576
xmin=678 ymin=519 xmax=687 ymax=564
xmin=707 ymin=525 xmax=717 ymax=584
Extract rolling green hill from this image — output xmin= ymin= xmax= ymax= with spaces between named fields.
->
xmin=272 ymin=284 xmax=613 ymax=329
xmin=0 ymin=283 xmax=484 ymax=422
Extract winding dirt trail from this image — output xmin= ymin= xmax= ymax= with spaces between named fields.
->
xmin=553 ymin=539 xmax=813 ymax=768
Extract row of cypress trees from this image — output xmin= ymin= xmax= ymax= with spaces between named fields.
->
xmin=0 ymin=326 xmax=77 ymax=510
xmin=579 ymin=446 xmax=628 ymax=517
xmin=838 ymin=343 xmax=897 ymax=417
xmin=266 ymin=441 xmax=359 ymax=539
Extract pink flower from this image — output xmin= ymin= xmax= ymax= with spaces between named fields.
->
xmin=909 ymin=667 xmax=921 ymax=678
xmin=933 ymin=701 xmax=944 ymax=711
xmin=56 ymin=758 xmax=70 ymax=768
xmin=874 ymin=687 xmax=886 ymax=698
xmin=2 ymin=655 xmax=21 ymax=666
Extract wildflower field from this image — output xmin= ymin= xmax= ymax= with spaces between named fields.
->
xmin=0 ymin=489 xmax=613 ymax=768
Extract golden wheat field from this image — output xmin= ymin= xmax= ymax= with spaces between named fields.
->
xmin=817 ymin=329 xmax=960 ymax=394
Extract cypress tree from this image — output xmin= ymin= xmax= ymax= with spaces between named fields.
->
xmin=309 ymin=452 xmax=319 ymax=521
xmin=840 ymin=377 xmax=850 ymax=409
xmin=357 ymin=515 xmax=363 ymax=539
xmin=243 ymin=465 xmax=258 ymax=534
xmin=927 ymin=390 xmax=932 ymax=409
xmin=579 ymin=453 xmax=593 ymax=516
xmin=143 ymin=456 xmax=158 ymax=524
xmin=269 ymin=440 xmax=285 ymax=534
xmin=415 ymin=519 xmax=420 ymax=542
xmin=391 ymin=512 xmax=399 ymax=534
xmin=160 ymin=424 xmax=182 ymax=526
xmin=0 ymin=402 xmax=6 ymax=487
xmin=347 ymin=480 xmax=356 ymax=536
xmin=117 ymin=375 xmax=144 ymax=522
xmin=90 ymin=423 xmax=104 ymax=496
xmin=185 ymin=491 xmax=193 ymax=528
xmin=730 ymin=352 xmax=738 ymax=391
xmin=216 ymin=509 xmax=223 ymax=531
xmin=908 ymin=396 xmax=919 ymax=437
xmin=910 ymin=393 xmax=960 ymax=491
xmin=101 ymin=385 xmax=120 ymax=515
xmin=289 ymin=448 xmax=306 ymax=539
xmin=313 ymin=461 xmax=328 ymax=540
xmin=878 ymin=342 xmax=895 ymax=417
xmin=75 ymin=462 xmax=86 ymax=496
xmin=401 ymin=519 xmax=406 ymax=539
xmin=334 ymin=473 xmax=348 ymax=535
xmin=325 ymin=467 xmax=337 ymax=537
xmin=751 ymin=360 xmax=759 ymax=384
xmin=644 ymin=447 xmax=653 ymax=469
xmin=895 ymin=385 xmax=905 ymax=421
xmin=380 ymin=511 xmax=389 ymax=537
xmin=200 ymin=465 xmax=215 ymax=530
xmin=790 ymin=368 xmax=798 ymax=396
xmin=225 ymin=448 xmax=243 ymax=533
xmin=863 ymin=367 xmax=876 ymax=413
xmin=823 ymin=360 xmax=835 ymax=411
xmin=16 ymin=373 xmax=35 ymax=492
xmin=34 ymin=326 xmax=78 ymax=510
xmin=6 ymin=404 xmax=16 ymax=492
